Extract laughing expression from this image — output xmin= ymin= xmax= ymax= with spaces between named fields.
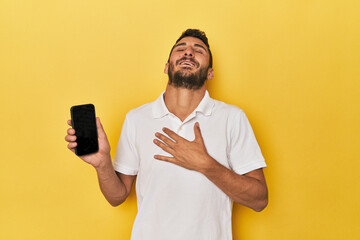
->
xmin=165 ymin=37 xmax=213 ymax=89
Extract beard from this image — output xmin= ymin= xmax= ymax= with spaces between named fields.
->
xmin=168 ymin=59 xmax=208 ymax=90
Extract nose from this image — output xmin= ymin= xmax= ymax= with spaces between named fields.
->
xmin=184 ymin=47 xmax=194 ymax=57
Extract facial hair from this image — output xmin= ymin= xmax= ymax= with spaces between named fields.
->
xmin=168 ymin=59 xmax=208 ymax=90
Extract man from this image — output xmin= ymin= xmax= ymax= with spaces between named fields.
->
xmin=65 ymin=29 xmax=268 ymax=239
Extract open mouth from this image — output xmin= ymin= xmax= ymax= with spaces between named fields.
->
xmin=176 ymin=58 xmax=199 ymax=68
xmin=179 ymin=61 xmax=195 ymax=67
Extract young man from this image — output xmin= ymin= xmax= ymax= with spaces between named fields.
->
xmin=65 ymin=29 xmax=268 ymax=239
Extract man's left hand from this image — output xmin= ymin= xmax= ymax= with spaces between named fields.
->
xmin=153 ymin=122 xmax=215 ymax=172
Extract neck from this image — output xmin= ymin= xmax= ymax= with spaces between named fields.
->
xmin=164 ymin=84 xmax=206 ymax=122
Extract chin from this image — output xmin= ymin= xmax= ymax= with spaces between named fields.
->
xmin=178 ymin=69 xmax=196 ymax=76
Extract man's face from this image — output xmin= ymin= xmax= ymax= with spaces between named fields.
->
xmin=165 ymin=37 xmax=214 ymax=90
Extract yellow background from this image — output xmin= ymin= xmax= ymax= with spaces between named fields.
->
xmin=1 ymin=0 xmax=359 ymax=239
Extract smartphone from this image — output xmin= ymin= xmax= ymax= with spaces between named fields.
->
xmin=70 ymin=104 xmax=99 ymax=156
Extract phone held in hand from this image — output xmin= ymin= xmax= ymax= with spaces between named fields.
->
xmin=70 ymin=104 xmax=99 ymax=156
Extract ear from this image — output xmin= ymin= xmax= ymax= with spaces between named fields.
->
xmin=164 ymin=62 xmax=169 ymax=74
xmin=207 ymin=68 xmax=214 ymax=80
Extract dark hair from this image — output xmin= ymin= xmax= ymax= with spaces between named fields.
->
xmin=167 ymin=29 xmax=213 ymax=68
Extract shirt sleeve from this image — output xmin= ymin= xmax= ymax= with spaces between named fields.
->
xmin=228 ymin=110 xmax=267 ymax=175
xmin=112 ymin=114 xmax=139 ymax=175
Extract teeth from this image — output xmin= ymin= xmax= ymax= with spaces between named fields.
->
xmin=181 ymin=62 xmax=194 ymax=66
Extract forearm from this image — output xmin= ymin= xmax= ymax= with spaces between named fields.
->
xmin=153 ymin=124 xmax=268 ymax=211
xmin=201 ymin=157 xmax=268 ymax=212
xmin=94 ymin=155 xmax=129 ymax=207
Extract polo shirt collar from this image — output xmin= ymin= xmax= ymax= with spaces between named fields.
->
xmin=152 ymin=90 xmax=214 ymax=119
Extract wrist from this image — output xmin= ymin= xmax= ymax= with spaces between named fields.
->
xmin=199 ymin=155 xmax=219 ymax=175
xmin=93 ymin=153 xmax=112 ymax=171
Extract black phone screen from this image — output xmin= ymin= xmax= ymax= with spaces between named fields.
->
xmin=70 ymin=104 xmax=99 ymax=156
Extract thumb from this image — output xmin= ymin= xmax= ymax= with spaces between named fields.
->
xmin=96 ymin=117 xmax=107 ymax=138
xmin=194 ymin=122 xmax=203 ymax=142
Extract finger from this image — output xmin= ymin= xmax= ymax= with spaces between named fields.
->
xmin=193 ymin=122 xmax=204 ymax=142
xmin=96 ymin=117 xmax=107 ymax=139
xmin=154 ymin=154 xmax=176 ymax=164
xmin=67 ymin=128 xmax=75 ymax=135
xmin=67 ymin=119 xmax=72 ymax=127
xmin=162 ymin=127 xmax=183 ymax=142
xmin=65 ymin=134 xmax=76 ymax=142
xmin=153 ymin=139 xmax=175 ymax=155
xmin=155 ymin=132 xmax=176 ymax=148
xmin=67 ymin=142 xmax=77 ymax=151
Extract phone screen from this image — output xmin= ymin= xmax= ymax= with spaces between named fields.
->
xmin=70 ymin=104 xmax=99 ymax=156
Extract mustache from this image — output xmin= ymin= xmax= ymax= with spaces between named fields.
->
xmin=176 ymin=57 xmax=199 ymax=68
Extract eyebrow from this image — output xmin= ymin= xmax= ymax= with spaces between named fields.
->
xmin=174 ymin=42 xmax=207 ymax=52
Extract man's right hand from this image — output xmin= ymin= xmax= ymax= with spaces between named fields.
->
xmin=65 ymin=117 xmax=111 ymax=169
xmin=65 ymin=117 xmax=135 ymax=207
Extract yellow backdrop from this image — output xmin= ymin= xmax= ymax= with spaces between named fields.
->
xmin=1 ymin=0 xmax=359 ymax=239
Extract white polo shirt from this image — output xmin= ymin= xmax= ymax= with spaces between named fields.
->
xmin=113 ymin=91 xmax=266 ymax=240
